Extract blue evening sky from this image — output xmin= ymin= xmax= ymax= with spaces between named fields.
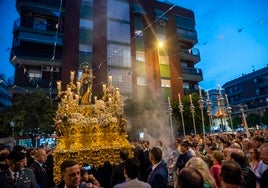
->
xmin=0 ymin=0 xmax=268 ymax=90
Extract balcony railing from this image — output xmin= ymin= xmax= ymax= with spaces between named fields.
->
xmin=14 ymin=18 xmax=64 ymax=34
xmin=181 ymin=67 xmax=203 ymax=82
xmin=16 ymin=0 xmax=65 ymax=11
xmin=179 ymin=48 xmax=201 ymax=64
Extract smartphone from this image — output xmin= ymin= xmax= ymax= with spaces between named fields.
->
xmin=83 ymin=165 xmax=92 ymax=170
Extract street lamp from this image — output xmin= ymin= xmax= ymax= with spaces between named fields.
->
xmin=139 ymin=130 xmax=144 ymax=140
xmin=10 ymin=120 xmax=15 ymax=138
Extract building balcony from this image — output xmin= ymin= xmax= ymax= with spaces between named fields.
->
xmin=179 ymin=48 xmax=201 ymax=64
xmin=177 ymin=28 xmax=198 ymax=45
xmin=16 ymin=0 xmax=65 ymax=15
xmin=13 ymin=18 xmax=64 ymax=46
xmin=11 ymin=44 xmax=62 ymax=66
xmin=183 ymin=88 xmax=198 ymax=95
xmin=181 ymin=67 xmax=203 ymax=82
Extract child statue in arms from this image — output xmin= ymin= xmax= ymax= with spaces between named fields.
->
xmin=79 ymin=63 xmax=95 ymax=105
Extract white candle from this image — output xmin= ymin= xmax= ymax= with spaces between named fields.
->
xmin=103 ymin=84 xmax=106 ymax=91
xmin=77 ymin=81 xmax=81 ymax=92
xmin=56 ymin=81 xmax=61 ymax=91
xmin=168 ymin=97 xmax=171 ymax=107
xmin=178 ymin=93 xmax=181 ymax=104
xmin=189 ymin=94 xmax=193 ymax=104
xmin=218 ymin=85 xmax=222 ymax=95
xmin=108 ymin=76 xmax=112 ymax=85
xmin=115 ymin=87 xmax=120 ymax=96
xmin=199 ymin=86 xmax=202 ymax=97
xmin=75 ymin=94 xmax=79 ymax=105
xmin=94 ymin=96 xmax=97 ymax=103
xmin=206 ymin=90 xmax=210 ymax=100
xmin=70 ymin=71 xmax=75 ymax=80
xmin=67 ymin=87 xmax=71 ymax=95
xmin=225 ymin=94 xmax=229 ymax=106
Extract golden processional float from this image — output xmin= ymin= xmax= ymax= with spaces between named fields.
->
xmin=53 ymin=65 xmax=133 ymax=184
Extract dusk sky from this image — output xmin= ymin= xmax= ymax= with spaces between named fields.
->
xmin=0 ymin=0 xmax=268 ymax=90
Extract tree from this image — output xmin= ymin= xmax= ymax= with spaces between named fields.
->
xmin=0 ymin=91 xmax=57 ymax=146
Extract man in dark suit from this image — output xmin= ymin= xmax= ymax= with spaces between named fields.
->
xmin=30 ymin=148 xmax=48 ymax=188
xmin=260 ymin=142 xmax=268 ymax=188
xmin=110 ymin=149 xmax=129 ymax=188
xmin=0 ymin=150 xmax=37 ymax=188
xmin=140 ymin=140 xmax=152 ymax=181
xmin=175 ymin=141 xmax=194 ymax=172
xmin=146 ymin=147 xmax=168 ymax=188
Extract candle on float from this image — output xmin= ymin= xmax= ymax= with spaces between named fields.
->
xmin=218 ymin=85 xmax=222 ymax=95
xmin=225 ymin=94 xmax=229 ymax=106
xmin=102 ymin=84 xmax=106 ymax=91
xmin=75 ymin=94 xmax=79 ymax=105
xmin=199 ymin=86 xmax=202 ymax=97
xmin=189 ymin=94 xmax=193 ymax=104
xmin=67 ymin=87 xmax=71 ymax=95
xmin=77 ymin=81 xmax=81 ymax=92
xmin=94 ymin=96 xmax=97 ymax=103
xmin=108 ymin=76 xmax=112 ymax=85
xmin=178 ymin=93 xmax=182 ymax=105
xmin=168 ymin=97 xmax=171 ymax=107
xmin=56 ymin=81 xmax=61 ymax=91
xmin=109 ymin=97 xmax=112 ymax=102
xmin=116 ymin=87 xmax=120 ymax=97
xmin=206 ymin=90 xmax=210 ymax=100
xmin=70 ymin=71 xmax=75 ymax=80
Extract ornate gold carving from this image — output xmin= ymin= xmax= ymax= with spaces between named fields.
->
xmin=54 ymin=68 xmax=133 ymax=184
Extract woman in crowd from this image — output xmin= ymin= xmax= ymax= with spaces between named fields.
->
xmin=248 ymin=148 xmax=261 ymax=173
xmin=185 ymin=157 xmax=216 ymax=188
xmin=210 ymin=150 xmax=225 ymax=188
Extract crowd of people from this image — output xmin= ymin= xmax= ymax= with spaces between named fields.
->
xmin=0 ymin=129 xmax=267 ymax=188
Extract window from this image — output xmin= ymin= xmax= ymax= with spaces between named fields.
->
xmin=183 ymin=82 xmax=190 ymax=89
xmin=137 ymin=75 xmax=146 ymax=86
xmin=136 ymin=51 xmax=145 ymax=62
xmin=33 ymin=17 xmax=47 ymax=31
xmin=161 ymin=79 xmax=170 ymax=88
xmin=29 ymin=70 xmax=42 ymax=79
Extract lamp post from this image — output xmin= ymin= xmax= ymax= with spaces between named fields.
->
xmin=10 ymin=121 xmax=15 ymax=145
xmin=10 ymin=121 xmax=15 ymax=138
xmin=139 ymin=130 xmax=144 ymax=140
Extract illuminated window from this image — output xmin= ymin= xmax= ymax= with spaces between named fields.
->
xmin=183 ymin=82 xmax=190 ymax=89
xmin=136 ymin=51 xmax=145 ymax=62
xmin=161 ymin=79 xmax=170 ymax=88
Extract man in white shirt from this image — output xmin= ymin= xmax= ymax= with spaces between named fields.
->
xmin=114 ymin=158 xmax=151 ymax=188
xmin=59 ymin=160 xmax=88 ymax=188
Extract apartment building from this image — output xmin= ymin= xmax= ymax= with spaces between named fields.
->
xmin=11 ymin=0 xmax=202 ymax=102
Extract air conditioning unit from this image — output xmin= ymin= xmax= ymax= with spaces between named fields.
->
xmin=41 ymin=65 xmax=51 ymax=72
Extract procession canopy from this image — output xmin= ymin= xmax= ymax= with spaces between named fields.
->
xmin=54 ymin=66 xmax=133 ymax=184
